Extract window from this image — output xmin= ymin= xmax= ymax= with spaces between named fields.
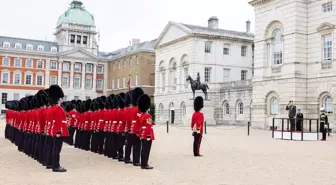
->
xmin=161 ymin=72 xmax=165 ymax=91
xmin=241 ymin=46 xmax=247 ymax=57
xmin=63 ymin=96 xmax=67 ymax=101
xmin=77 ymin=35 xmax=81 ymax=44
xmin=135 ymin=73 xmax=139 ymax=86
xmin=74 ymin=63 xmax=82 ymax=72
xmin=323 ymin=2 xmax=332 ymax=12
xmin=96 ymin=79 xmax=103 ymax=90
xmin=223 ymin=44 xmax=230 ymax=55
xmin=26 ymin=44 xmax=33 ymax=50
xmin=3 ymin=42 xmax=10 ymax=48
xmin=123 ymin=60 xmax=126 ymax=68
xmin=129 ymin=57 xmax=132 ymax=66
xmin=13 ymin=93 xmax=19 ymax=100
xmin=86 ymin=64 xmax=92 ymax=73
xmin=83 ymin=36 xmax=88 ymax=45
xmin=323 ymin=34 xmax=332 ymax=60
xmin=270 ymin=97 xmax=279 ymax=115
xmin=1 ymin=93 xmax=7 ymax=104
xmin=74 ymin=96 xmax=79 ymax=100
xmin=85 ymin=78 xmax=92 ymax=89
xmin=136 ymin=56 xmax=139 ymax=65
xmin=118 ymin=61 xmax=121 ymax=69
xmin=112 ymin=79 xmax=115 ymax=89
xmin=273 ymin=29 xmax=283 ymax=65
xmin=122 ymin=77 xmax=126 ymax=88
xmin=14 ymin=58 xmax=21 ymax=67
xmin=37 ymin=60 xmax=43 ymax=69
xmin=97 ymin=65 xmax=103 ymax=74
xmin=62 ymin=76 xmax=69 ymax=88
xmin=14 ymin=72 xmax=21 ymax=84
xmin=223 ymin=68 xmax=230 ymax=82
xmin=241 ymin=70 xmax=247 ymax=81
xmin=181 ymin=103 xmax=186 ymax=117
xmin=204 ymin=67 xmax=211 ymax=82
xmin=129 ymin=75 xmax=132 ymax=87
xmin=50 ymin=62 xmax=57 ymax=70
xmin=63 ymin=62 xmax=69 ymax=71
xmin=184 ymin=67 xmax=189 ymax=88
xmin=323 ymin=96 xmax=333 ymax=114
xmin=3 ymin=57 xmax=10 ymax=66
xmin=36 ymin=75 xmax=43 ymax=86
xmin=159 ymin=104 xmax=164 ymax=119
xmin=25 ymin=73 xmax=32 ymax=85
xmin=70 ymin=35 xmax=75 ymax=43
xmin=2 ymin=72 xmax=9 ymax=84
xmin=85 ymin=96 xmax=90 ymax=100
xmin=117 ymin=78 xmax=120 ymax=88
xmin=26 ymin=59 xmax=33 ymax=68
xmin=37 ymin=45 xmax=44 ymax=51
xmin=14 ymin=43 xmax=22 ymax=49
xmin=238 ymin=102 xmax=243 ymax=114
xmin=51 ymin=47 xmax=57 ymax=52
xmin=205 ymin=41 xmax=211 ymax=53
xmin=74 ymin=77 xmax=81 ymax=88
xmin=223 ymin=102 xmax=230 ymax=115
xmin=50 ymin=76 xmax=57 ymax=85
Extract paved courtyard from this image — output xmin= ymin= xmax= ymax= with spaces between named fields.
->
xmin=1 ymin=121 xmax=336 ymax=185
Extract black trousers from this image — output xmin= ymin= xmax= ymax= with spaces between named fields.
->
xmin=296 ymin=121 xmax=302 ymax=131
xmin=74 ymin=129 xmax=80 ymax=148
xmin=126 ymin=134 xmax=141 ymax=164
xmin=124 ymin=132 xmax=132 ymax=161
xmin=110 ymin=133 xmax=118 ymax=158
xmin=44 ymin=136 xmax=53 ymax=166
xmin=97 ymin=131 xmax=105 ymax=154
xmin=39 ymin=135 xmax=46 ymax=163
xmin=67 ymin=127 xmax=75 ymax=146
xmin=33 ymin=134 xmax=40 ymax=160
xmin=52 ymin=137 xmax=63 ymax=169
xmin=193 ymin=133 xmax=202 ymax=156
xmin=104 ymin=132 xmax=110 ymax=156
xmin=140 ymin=139 xmax=152 ymax=167
xmin=289 ymin=117 xmax=295 ymax=131
xmin=117 ymin=133 xmax=125 ymax=159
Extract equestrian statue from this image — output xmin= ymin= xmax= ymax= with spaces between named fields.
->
xmin=186 ymin=72 xmax=209 ymax=100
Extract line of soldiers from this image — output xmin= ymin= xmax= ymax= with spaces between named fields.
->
xmin=4 ymin=85 xmax=155 ymax=172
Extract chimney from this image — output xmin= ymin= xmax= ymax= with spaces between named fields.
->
xmin=246 ymin=20 xmax=251 ymax=35
xmin=208 ymin=16 xmax=219 ymax=30
xmin=132 ymin=38 xmax=140 ymax=46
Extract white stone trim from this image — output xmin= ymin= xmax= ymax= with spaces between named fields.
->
xmin=3 ymin=42 xmax=10 ymax=48
xmin=14 ymin=43 xmax=22 ymax=49
xmin=50 ymin=47 xmax=58 ymax=52
xmin=26 ymin=44 xmax=33 ymax=50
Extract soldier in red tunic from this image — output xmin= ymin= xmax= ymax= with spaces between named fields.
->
xmin=123 ymin=91 xmax=133 ymax=164
xmin=138 ymin=94 xmax=155 ymax=169
xmin=116 ymin=93 xmax=126 ymax=161
xmin=73 ymin=100 xmax=82 ymax=148
xmin=96 ymin=96 xmax=106 ymax=154
xmin=110 ymin=96 xmax=120 ymax=159
xmin=104 ymin=94 xmax=115 ymax=157
xmin=48 ymin=85 xmax=68 ymax=172
xmin=191 ymin=96 xmax=204 ymax=157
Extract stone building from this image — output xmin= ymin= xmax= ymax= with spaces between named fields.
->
xmin=249 ymin=0 xmax=336 ymax=129
xmin=154 ymin=16 xmax=254 ymax=125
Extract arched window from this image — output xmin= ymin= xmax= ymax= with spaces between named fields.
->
xmin=323 ymin=96 xmax=333 ymax=114
xmin=272 ymin=29 xmax=283 ymax=65
xmin=270 ymin=97 xmax=279 ymax=114
xmin=223 ymin=102 xmax=230 ymax=115
xmin=238 ymin=102 xmax=244 ymax=115
xmin=159 ymin=103 xmax=164 ymax=120
xmin=181 ymin=102 xmax=186 ymax=118
xmin=14 ymin=43 xmax=22 ymax=49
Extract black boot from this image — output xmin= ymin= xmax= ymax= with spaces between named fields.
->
xmin=52 ymin=167 xmax=67 ymax=172
xmin=141 ymin=165 xmax=153 ymax=170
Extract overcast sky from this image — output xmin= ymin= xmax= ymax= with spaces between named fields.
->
xmin=0 ymin=0 xmax=255 ymax=52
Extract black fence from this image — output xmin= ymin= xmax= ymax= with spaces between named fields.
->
xmin=272 ymin=118 xmax=320 ymax=141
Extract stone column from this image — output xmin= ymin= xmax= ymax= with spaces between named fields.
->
xmin=81 ymin=63 xmax=86 ymax=90
xmin=58 ymin=61 xmax=63 ymax=85
xmin=92 ymin=63 xmax=97 ymax=91
xmin=70 ymin=61 xmax=74 ymax=89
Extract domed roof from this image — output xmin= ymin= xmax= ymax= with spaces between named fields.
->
xmin=57 ymin=1 xmax=95 ymax=27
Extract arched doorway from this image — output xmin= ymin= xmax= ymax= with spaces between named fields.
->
xmin=169 ymin=102 xmax=175 ymax=124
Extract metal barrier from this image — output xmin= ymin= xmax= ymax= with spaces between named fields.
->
xmin=272 ymin=118 xmax=319 ymax=141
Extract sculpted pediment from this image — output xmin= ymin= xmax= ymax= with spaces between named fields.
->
xmin=58 ymin=49 xmax=98 ymax=60
xmin=154 ymin=22 xmax=191 ymax=49
xmin=317 ymin=22 xmax=335 ymax=32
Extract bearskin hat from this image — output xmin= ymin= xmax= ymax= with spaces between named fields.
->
xmin=118 ymin=94 xmax=125 ymax=109
xmin=113 ymin=95 xmax=119 ymax=108
xmin=131 ymin=87 xmax=144 ymax=106
xmin=76 ymin=100 xmax=82 ymax=111
xmin=48 ymin=85 xmax=64 ymax=105
xmin=5 ymin=101 xmax=16 ymax=110
xmin=98 ymin=97 xmax=105 ymax=109
xmin=193 ymin=96 xmax=204 ymax=112
xmin=138 ymin=94 xmax=151 ymax=113
xmin=124 ymin=91 xmax=132 ymax=107
xmin=79 ymin=101 xmax=86 ymax=113
xmin=107 ymin=94 xmax=115 ymax=109
xmin=41 ymin=89 xmax=50 ymax=106
xmin=91 ymin=99 xmax=97 ymax=111
xmin=64 ymin=102 xmax=73 ymax=112
xmin=85 ymin=99 xmax=92 ymax=111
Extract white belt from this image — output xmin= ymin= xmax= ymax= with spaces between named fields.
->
xmin=113 ymin=121 xmax=117 ymax=123
xmin=62 ymin=121 xmax=67 ymax=123
xmin=132 ymin=121 xmax=136 ymax=123
xmin=142 ymin=126 xmax=146 ymax=129
xmin=105 ymin=121 xmax=108 ymax=123
xmin=85 ymin=121 xmax=88 ymax=123
xmin=119 ymin=121 xmax=122 ymax=124
xmin=99 ymin=120 xmax=104 ymax=122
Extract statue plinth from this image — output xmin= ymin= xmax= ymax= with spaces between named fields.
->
xmin=181 ymin=99 xmax=216 ymax=126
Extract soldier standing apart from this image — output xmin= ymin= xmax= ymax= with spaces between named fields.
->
xmin=286 ymin=100 xmax=296 ymax=131
xmin=319 ymin=108 xmax=329 ymax=141
xmin=296 ymin=109 xmax=304 ymax=131
xmin=191 ymin=96 xmax=204 ymax=157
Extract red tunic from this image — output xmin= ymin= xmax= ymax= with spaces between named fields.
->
xmin=111 ymin=109 xmax=119 ymax=132
xmin=51 ymin=105 xmax=69 ymax=137
xmin=45 ymin=106 xmax=52 ymax=136
xmin=191 ymin=111 xmax=204 ymax=134
xmin=124 ymin=107 xmax=132 ymax=132
xmin=83 ymin=112 xmax=91 ymax=131
xmin=130 ymin=106 xmax=142 ymax=135
xmin=117 ymin=109 xmax=126 ymax=133
xmin=69 ymin=110 xmax=77 ymax=127
xmin=103 ymin=110 xmax=110 ymax=132
xmin=89 ymin=112 xmax=96 ymax=131
xmin=107 ymin=109 xmax=114 ymax=132
xmin=97 ymin=109 xmax=105 ymax=131
xmin=37 ymin=108 xmax=45 ymax=134
xmin=139 ymin=113 xmax=155 ymax=140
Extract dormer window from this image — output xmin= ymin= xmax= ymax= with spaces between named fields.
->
xmin=14 ymin=43 xmax=22 ymax=49
xmin=323 ymin=2 xmax=333 ymax=12
xmin=26 ymin=44 xmax=33 ymax=50
xmin=37 ymin=45 xmax=44 ymax=51
xmin=50 ymin=47 xmax=57 ymax=52
xmin=3 ymin=42 xmax=10 ymax=48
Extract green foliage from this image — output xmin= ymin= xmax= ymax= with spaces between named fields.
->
xmin=149 ymin=103 xmax=155 ymax=122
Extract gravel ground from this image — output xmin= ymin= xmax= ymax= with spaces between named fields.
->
xmin=1 ymin=121 xmax=336 ymax=185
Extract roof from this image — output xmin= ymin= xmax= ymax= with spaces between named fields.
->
xmin=99 ymin=39 xmax=156 ymax=60
xmin=0 ymin=36 xmax=58 ymax=52
xmin=57 ymin=1 xmax=95 ymax=27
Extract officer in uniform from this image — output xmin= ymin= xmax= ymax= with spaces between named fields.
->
xmin=319 ymin=108 xmax=329 ymax=141
xmin=191 ymin=96 xmax=204 ymax=157
xmin=295 ymin=109 xmax=304 ymax=131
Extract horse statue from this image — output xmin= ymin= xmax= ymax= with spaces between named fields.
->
xmin=186 ymin=75 xmax=209 ymax=100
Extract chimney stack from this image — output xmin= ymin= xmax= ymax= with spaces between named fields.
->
xmin=132 ymin=38 xmax=140 ymax=46
xmin=246 ymin=20 xmax=251 ymax=35
xmin=208 ymin=16 xmax=219 ymax=30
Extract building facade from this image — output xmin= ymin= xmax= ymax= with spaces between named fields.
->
xmin=105 ymin=39 xmax=156 ymax=98
xmin=249 ymin=0 xmax=336 ymax=128
xmin=0 ymin=1 xmax=107 ymax=113
xmin=154 ymin=17 xmax=254 ymax=125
